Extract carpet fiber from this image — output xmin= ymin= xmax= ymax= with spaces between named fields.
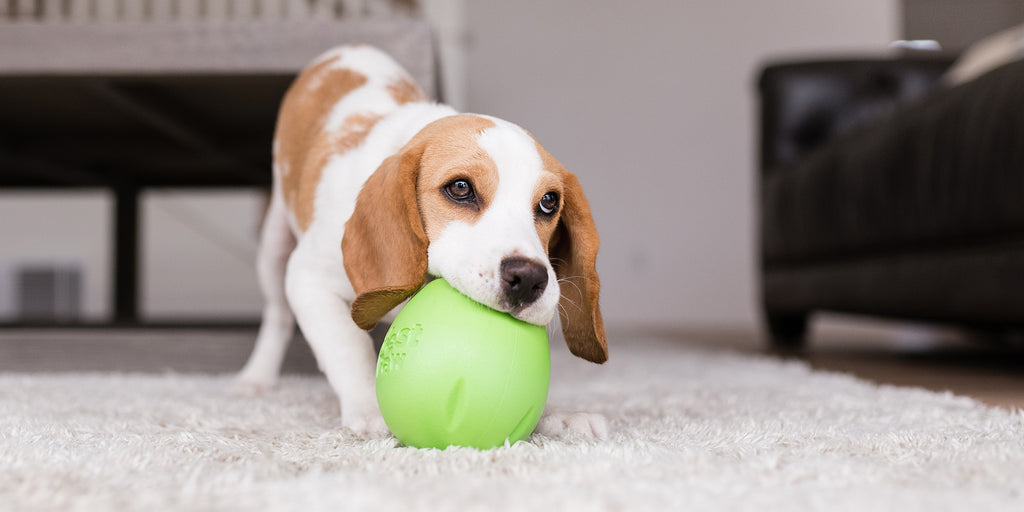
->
xmin=2 ymin=336 xmax=1023 ymax=511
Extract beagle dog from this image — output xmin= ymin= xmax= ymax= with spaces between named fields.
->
xmin=234 ymin=45 xmax=607 ymax=438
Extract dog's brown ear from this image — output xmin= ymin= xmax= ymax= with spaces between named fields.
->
xmin=342 ymin=144 xmax=428 ymax=330
xmin=551 ymin=171 xmax=608 ymax=363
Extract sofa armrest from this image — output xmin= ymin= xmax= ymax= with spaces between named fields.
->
xmin=757 ymin=56 xmax=955 ymax=172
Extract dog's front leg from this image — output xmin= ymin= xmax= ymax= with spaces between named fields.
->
xmin=285 ymin=248 xmax=389 ymax=438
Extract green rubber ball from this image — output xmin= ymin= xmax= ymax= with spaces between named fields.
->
xmin=375 ymin=279 xmax=550 ymax=449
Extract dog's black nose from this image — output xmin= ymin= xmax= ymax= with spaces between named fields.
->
xmin=500 ymin=257 xmax=549 ymax=307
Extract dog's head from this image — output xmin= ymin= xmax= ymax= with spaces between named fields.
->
xmin=342 ymin=114 xmax=607 ymax=363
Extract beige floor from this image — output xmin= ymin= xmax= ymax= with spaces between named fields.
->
xmin=665 ymin=317 xmax=1024 ymax=411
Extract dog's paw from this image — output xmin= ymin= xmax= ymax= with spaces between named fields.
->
xmin=536 ymin=411 xmax=609 ymax=440
xmin=342 ymin=411 xmax=391 ymax=439
xmin=229 ymin=375 xmax=275 ymax=397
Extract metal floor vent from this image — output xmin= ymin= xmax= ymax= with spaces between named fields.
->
xmin=16 ymin=266 xmax=82 ymax=322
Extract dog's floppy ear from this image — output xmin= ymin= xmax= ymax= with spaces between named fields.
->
xmin=342 ymin=143 xmax=427 ymax=330
xmin=551 ymin=171 xmax=608 ymax=363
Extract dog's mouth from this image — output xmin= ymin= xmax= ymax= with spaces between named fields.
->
xmin=501 ymin=296 xmax=535 ymax=317
xmin=501 ymin=292 xmax=558 ymax=327
xmin=452 ymin=285 xmax=555 ymax=327
xmin=505 ymin=302 xmax=531 ymax=321
xmin=431 ymin=264 xmax=558 ymax=327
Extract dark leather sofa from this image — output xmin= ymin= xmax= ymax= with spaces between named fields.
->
xmin=757 ymin=55 xmax=1024 ymax=347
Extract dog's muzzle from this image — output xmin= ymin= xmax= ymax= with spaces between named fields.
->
xmin=500 ymin=257 xmax=548 ymax=309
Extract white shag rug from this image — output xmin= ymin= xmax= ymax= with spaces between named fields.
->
xmin=2 ymin=335 xmax=1024 ymax=512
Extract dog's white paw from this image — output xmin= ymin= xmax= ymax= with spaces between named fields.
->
xmin=230 ymin=375 xmax=275 ymax=396
xmin=536 ymin=411 xmax=609 ymax=440
xmin=342 ymin=410 xmax=391 ymax=439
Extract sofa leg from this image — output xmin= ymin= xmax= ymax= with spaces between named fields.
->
xmin=765 ymin=312 xmax=810 ymax=350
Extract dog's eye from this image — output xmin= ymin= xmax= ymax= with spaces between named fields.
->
xmin=444 ymin=179 xmax=476 ymax=203
xmin=538 ymin=192 xmax=560 ymax=216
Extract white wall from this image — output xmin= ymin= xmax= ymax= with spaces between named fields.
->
xmin=464 ymin=0 xmax=897 ymax=330
xmin=141 ymin=191 xmax=263 ymax=319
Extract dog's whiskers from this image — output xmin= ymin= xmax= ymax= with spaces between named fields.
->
xmin=557 ymin=301 xmax=571 ymax=321
xmin=558 ymin=292 xmax=584 ymax=314
xmin=557 ymin=276 xmax=584 ymax=299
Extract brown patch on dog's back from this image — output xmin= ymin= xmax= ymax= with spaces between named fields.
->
xmin=275 ymin=57 xmax=370 ymax=231
xmin=388 ymin=76 xmax=428 ymax=105
xmin=336 ymin=113 xmax=383 ymax=152
xmin=293 ymin=112 xmax=384 ymax=231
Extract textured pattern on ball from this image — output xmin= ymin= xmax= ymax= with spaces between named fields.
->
xmin=375 ymin=279 xmax=550 ymax=449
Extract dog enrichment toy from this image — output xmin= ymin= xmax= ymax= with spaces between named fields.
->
xmin=375 ymin=279 xmax=550 ymax=449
